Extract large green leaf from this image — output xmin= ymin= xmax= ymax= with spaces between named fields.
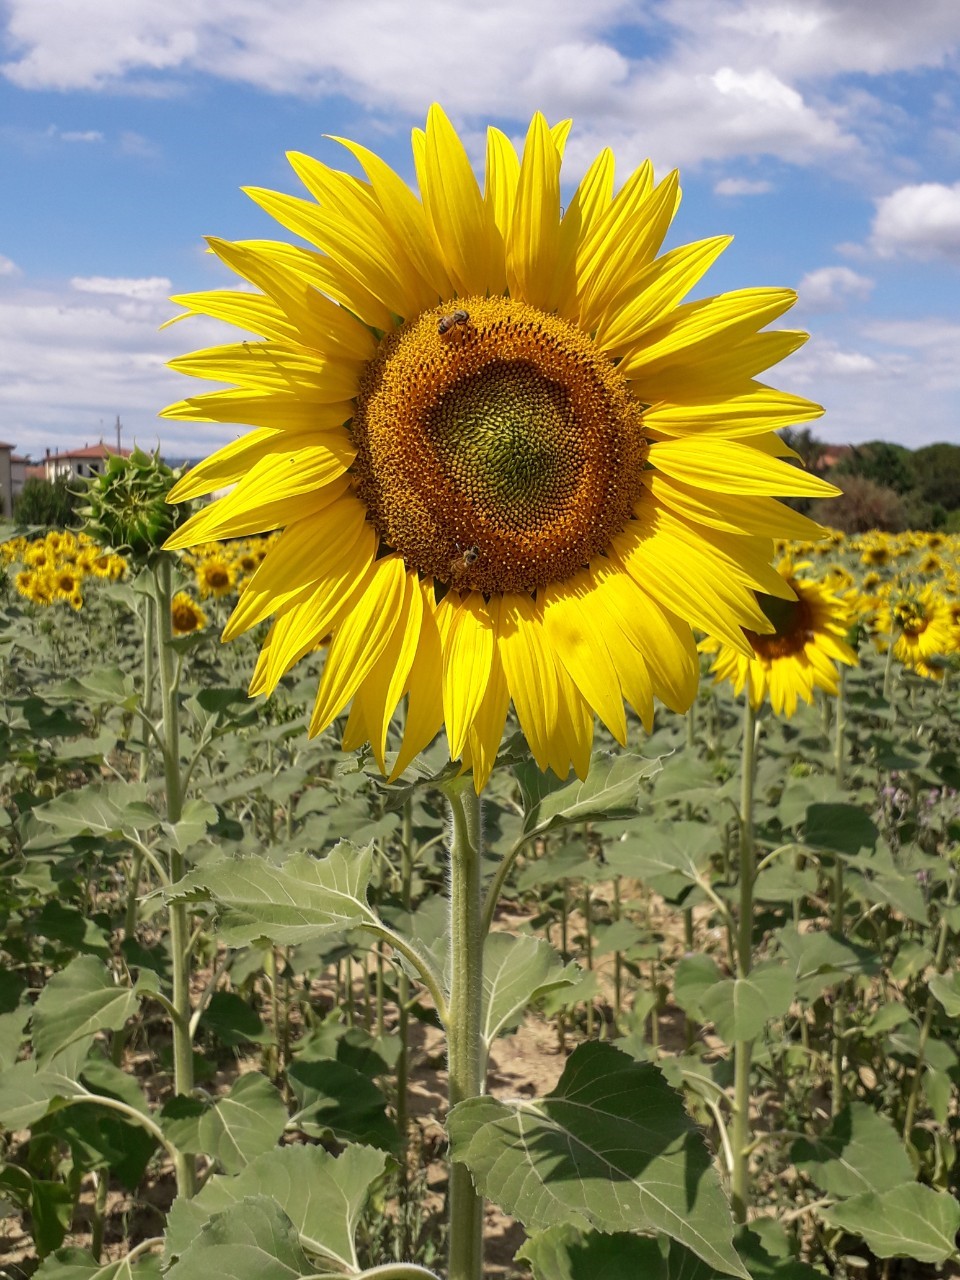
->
xmin=698 ymin=964 xmax=795 ymax=1044
xmin=791 ymin=1103 xmax=913 ymax=1198
xmin=802 ymin=804 xmax=877 ymax=855
xmin=164 ymin=1144 xmax=387 ymax=1271
xmin=36 ymin=1247 xmax=162 ymax=1280
xmin=481 ymin=933 xmax=578 ymax=1052
xmin=448 ymin=1041 xmax=748 ymax=1278
xmin=198 ymin=1073 xmax=287 ymax=1174
xmin=821 ymin=1184 xmax=960 ymax=1263
xmin=287 ymin=1058 xmax=397 ymax=1151
xmin=32 ymin=956 xmax=140 ymax=1066
xmin=0 ymin=1060 xmax=87 ymax=1128
xmin=166 ymin=842 xmax=376 ymax=946
xmin=928 ymin=971 xmax=960 ymax=1016
xmin=25 ymin=781 xmax=160 ymax=848
xmin=165 ymin=1196 xmax=313 ymax=1280
xmin=517 ymin=1226 xmax=667 ymax=1280
xmin=522 ymin=754 xmax=659 ymax=837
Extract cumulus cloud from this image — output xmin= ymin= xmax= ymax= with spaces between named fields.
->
xmin=0 ymin=254 xmax=21 ymax=277
xmin=713 ymin=176 xmax=772 ymax=196
xmin=71 ymin=275 xmax=173 ymax=300
xmin=797 ymin=265 xmax=874 ymax=311
xmin=57 ymin=128 xmax=104 ymax=143
xmin=0 ymin=278 xmax=230 ymax=458
xmin=870 ymin=181 xmax=960 ymax=261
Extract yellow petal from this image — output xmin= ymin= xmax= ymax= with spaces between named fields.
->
xmin=542 ymin=574 xmax=628 ymax=745
xmin=165 ymin=443 xmax=354 ymax=548
xmin=506 ymin=112 xmax=562 ymax=310
xmin=167 ymin=340 xmax=362 ymax=400
xmin=390 ymin=581 xmax=445 ymax=779
xmin=634 ymin=329 xmax=810 ymax=401
xmin=495 ymin=591 xmax=558 ymax=773
xmin=644 ymin=471 xmax=826 ymax=541
xmin=649 ymin=437 xmax=841 ymax=498
xmin=642 ymin=383 xmax=823 ymax=437
xmin=463 ymin=649 xmax=511 ymax=791
xmin=161 ymin=391 xmax=352 ymax=439
xmin=619 ymin=288 xmax=798 ymax=379
xmin=221 ymin=495 xmax=375 ymax=640
xmin=166 ymin=290 xmax=301 ymax=344
xmin=548 ymin=146 xmax=614 ymax=313
xmin=420 ymin=104 xmax=491 ymax=297
xmin=594 ymin=236 xmax=731 ymax=353
xmin=327 ymin=134 xmax=453 ymax=302
xmin=309 ymin=556 xmax=410 ymax=736
xmin=439 ymin=591 xmax=495 ymax=760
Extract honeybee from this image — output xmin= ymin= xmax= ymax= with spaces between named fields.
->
xmin=462 ymin=544 xmax=479 ymax=565
xmin=438 ymin=308 xmax=469 ymax=335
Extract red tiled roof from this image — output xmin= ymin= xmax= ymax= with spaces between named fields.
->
xmin=0 ymin=441 xmax=15 ymax=449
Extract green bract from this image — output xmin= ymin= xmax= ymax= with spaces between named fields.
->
xmin=80 ymin=447 xmax=191 ymax=562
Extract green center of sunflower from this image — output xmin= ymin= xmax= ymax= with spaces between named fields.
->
xmin=745 ymin=586 xmax=813 ymax=659
xmin=351 ymin=295 xmax=648 ymax=594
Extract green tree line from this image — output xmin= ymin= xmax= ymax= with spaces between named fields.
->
xmin=781 ymin=429 xmax=960 ymax=532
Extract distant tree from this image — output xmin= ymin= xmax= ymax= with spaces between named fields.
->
xmin=811 ymin=475 xmax=906 ymax=533
xmin=833 ymin=440 xmax=917 ymax=495
xmin=14 ymin=476 xmax=81 ymax=529
xmin=911 ymin=443 xmax=960 ymax=512
xmin=778 ymin=427 xmax=825 ymax=472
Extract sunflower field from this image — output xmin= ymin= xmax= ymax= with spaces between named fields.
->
xmin=1 ymin=518 xmax=959 ymax=1280
xmin=2 ymin=107 xmax=960 ymax=1280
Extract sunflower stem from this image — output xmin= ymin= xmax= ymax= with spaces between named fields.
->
xmin=730 ymin=696 xmax=758 ymax=1224
xmin=443 ymin=778 xmax=485 ymax=1280
xmin=155 ymin=553 xmax=197 ymax=1199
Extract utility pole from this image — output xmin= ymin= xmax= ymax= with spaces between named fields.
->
xmin=116 ymin=415 xmax=121 ymax=453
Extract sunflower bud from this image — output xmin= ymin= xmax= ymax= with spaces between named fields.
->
xmin=80 ymin=447 xmax=192 ymax=563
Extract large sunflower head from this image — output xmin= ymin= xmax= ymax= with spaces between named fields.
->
xmin=164 ymin=105 xmax=837 ymax=788
xmin=700 ymin=558 xmax=859 ymax=717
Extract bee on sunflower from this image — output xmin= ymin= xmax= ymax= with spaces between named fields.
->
xmin=163 ymin=104 xmax=837 ymax=788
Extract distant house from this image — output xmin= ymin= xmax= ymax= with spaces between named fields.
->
xmin=44 ymin=442 xmax=132 ymax=482
xmin=0 ymin=442 xmax=12 ymax=518
xmin=10 ymin=454 xmax=29 ymax=505
xmin=819 ymin=445 xmax=853 ymax=471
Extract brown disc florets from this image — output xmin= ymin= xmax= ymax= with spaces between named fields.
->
xmin=746 ymin=587 xmax=814 ymax=659
xmin=350 ymin=296 xmax=648 ymax=595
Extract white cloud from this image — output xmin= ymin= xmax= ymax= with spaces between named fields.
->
xmin=870 ymin=181 xmax=960 ymax=261
xmin=713 ymin=177 xmax=772 ymax=196
xmin=0 ymin=254 xmax=21 ymax=277
xmin=57 ymin=128 xmax=104 ymax=143
xmin=797 ymin=265 xmax=874 ymax=311
xmin=0 ymin=277 xmax=232 ymax=458
xmin=71 ymin=276 xmax=173 ymax=300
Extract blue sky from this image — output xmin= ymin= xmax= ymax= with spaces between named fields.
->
xmin=1 ymin=0 xmax=959 ymax=459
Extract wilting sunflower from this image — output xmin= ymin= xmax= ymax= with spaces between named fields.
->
xmin=171 ymin=591 xmax=208 ymax=635
xmin=164 ymin=105 xmax=836 ymax=788
xmin=700 ymin=559 xmax=858 ymax=717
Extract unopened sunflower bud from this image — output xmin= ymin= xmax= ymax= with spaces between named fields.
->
xmin=80 ymin=447 xmax=192 ymax=563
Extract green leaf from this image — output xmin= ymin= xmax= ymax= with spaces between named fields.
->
xmin=164 ymin=1144 xmax=387 ymax=1271
xmin=448 ymin=1041 xmax=747 ymax=1278
xmin=199 ymin=991 xmax=270 ymax=1047
xmin=26 ymin=781 xmax=159 ymax=847
xmin=164 ymin=798 xmax=218 ymax=855
xmin=198 ymin=1073 xmax=287 ymax=1174
xmin=166 ymin=842 xmax=376 ymax=946
xmin=821 ymin=1184 xmax=960 ymax=1263
xmin=517 ymin=1225 xmax=666 ymax=1280
xmin=165 ymin=1196 xmax=313 ymax=1280
xmin=775 ymin=925 xmax=879 ymax=999
xmin=673 ymin=955 xmax=723 ymax=1019
xmin=287 ymin=1058 xmax=397 ymax=1151
xmin=791 ymin=1102 xmax=914 ymax=1198
xmin=36 ymin=1248 xmax=162 ymax=1280
xmin=802 ymin=804 xmax=878 ymax=855
xmin=32 ymin=956 xmax=139 ymax=1066
xmin=0 ymin=1166 xmax=74 ymax=1258
xmin=928 ymin=971 xmax=960 ymax=1017
xmin=0 ymin=1059 xmax=87 ymax=1128
xmin=481 ymin=933 xmax=578 ymax=1051
xmin=698 ymin=964 xmax=795 ymax=1044
xmin=523 ymin=753 xmax=659 ymax=837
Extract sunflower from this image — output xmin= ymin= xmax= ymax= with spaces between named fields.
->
xmin=164 ymin=105 xmax=836 ymax=788
xmin=171 ymin=591 xmax=208 ymax=635
xmin=875 ymin=583 xmax=954 ymax=678
xmin=700 ymin=559 xmax=858 ymax=717
xmin=195 ymin=554 xmax=236 ymax=599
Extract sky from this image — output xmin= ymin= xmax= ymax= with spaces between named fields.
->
xmin=1 ymin=0 xmax=959 ymax=460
